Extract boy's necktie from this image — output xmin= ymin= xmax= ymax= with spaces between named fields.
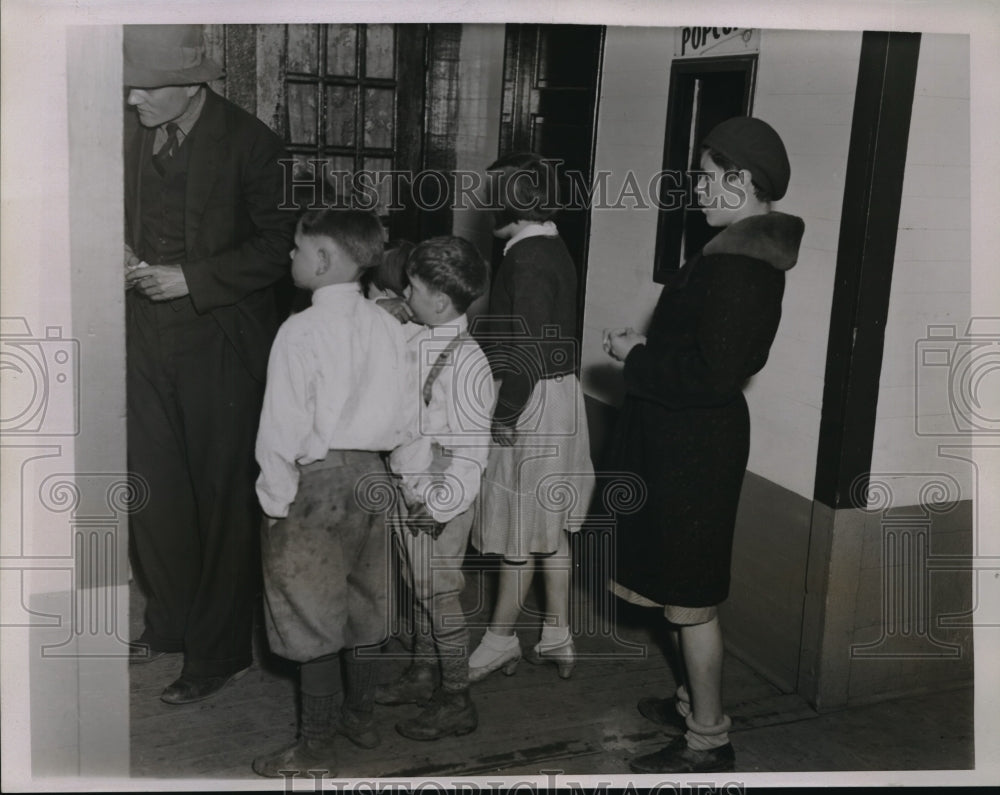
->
xmin=153 ymin=122 xmax=180 ymax=176
xmin=422 ymin=334 xmax=466 ymax=406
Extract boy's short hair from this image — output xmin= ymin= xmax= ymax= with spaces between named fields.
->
xmin=405 ymin=236 xmax=489 ymax=313
xmin=297 ymin=208 xmax=385 ymax=271
xmin=486 ymin=151 xmax=561 ymax=225
xmin=361 ymin=239 xmax=413 ymax=299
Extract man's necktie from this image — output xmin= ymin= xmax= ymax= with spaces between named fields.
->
xmin=153 ymin=122 xmax=180 ymax=176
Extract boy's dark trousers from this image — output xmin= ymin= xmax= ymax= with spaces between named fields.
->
xmin=254 ymin=451 xmax=392 ymax=775
xmin=260 ymin=450 xmax=392 ymax=661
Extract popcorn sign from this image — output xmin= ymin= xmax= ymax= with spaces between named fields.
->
xmin=675 ymin=27 xmax=759 ymax=58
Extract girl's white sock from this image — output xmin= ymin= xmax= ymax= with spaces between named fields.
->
xmin=538 ymin=624 xmax=571 ymax=649
xmin=469 ymin=628 xmax=519 ymax=668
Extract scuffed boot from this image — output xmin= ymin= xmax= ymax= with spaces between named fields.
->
xmin=375 ymin=663 xmax=437 ymax=706
xmin=252 ymin=693 xmax=338 ymax=778
xmin=251 ymin=734 xmax=338 ymax=778
xmin=336 ymin=705 xmax=381 ymax=749
xmin=395 ymin=687 xmax=478 ymax=741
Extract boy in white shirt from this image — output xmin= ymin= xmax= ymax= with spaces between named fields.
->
xmin=376 ymin=236 xmax=494 ymax=740
xmin=252 ymin=209 xmax=414 ymax=777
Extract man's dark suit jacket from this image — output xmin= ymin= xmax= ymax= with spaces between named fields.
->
xmin=124 ymin=87 xmax=294 ymax=381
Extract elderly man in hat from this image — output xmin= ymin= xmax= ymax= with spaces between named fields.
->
xmin=123 ymin=24 xmax=294 ymax=704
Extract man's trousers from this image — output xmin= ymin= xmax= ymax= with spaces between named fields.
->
xmin=127 ymin=294 xmax=263 ymax=678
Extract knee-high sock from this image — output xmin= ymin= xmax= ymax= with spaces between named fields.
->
xmin=341 ymin=647 xmax=376 ymax=720
xmin=299 ymin=654 xmax=340 ymax=739
xmin=428 ymin=591 xmax=469 ymax=692
xmin=412 ymin=601 xmax=436 ymax=667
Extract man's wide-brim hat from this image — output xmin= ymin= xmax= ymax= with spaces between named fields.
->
xmin=124 ymin=25 xmax=224 ymax=88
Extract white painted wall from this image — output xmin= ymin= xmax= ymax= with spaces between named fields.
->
xmin=2 ymin=17 xmax=130 ymax=783
xmin=582 ymin=28 xmax=861 ymax=500
xmin=869 ymin=33 xmax=972 ymax=508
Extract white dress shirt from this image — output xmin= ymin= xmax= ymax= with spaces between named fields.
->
xmin=255 ymin=282 xmax=416 ymax=518
xmin=389 ymin=315 xmax=496 ymax=523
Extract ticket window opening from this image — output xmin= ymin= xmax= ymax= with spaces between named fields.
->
xmin=654 ymin=56 xmax=757 ymax=282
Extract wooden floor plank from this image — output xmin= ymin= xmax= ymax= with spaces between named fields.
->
xmin=128 ymin=576 xmax=973 ymax=779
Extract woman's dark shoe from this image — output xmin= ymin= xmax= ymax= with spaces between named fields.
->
xmin=252 ymin=735 xmax=338 ymax=778
xmin=629 ymin=736 xmax=735 ymax=774
xmin=375 ymin=664 xmax=437 ymax=706
xmin=524 ymin=637 xmax=576 ymax=679
xmin=637 ymin=696 xmax=688 ymax=734
xmin=395 ymin=687 xmax=478 ymax=741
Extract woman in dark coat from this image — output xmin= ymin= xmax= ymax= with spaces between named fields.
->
xmin=603 ymin=117 xmax=804 ymax=774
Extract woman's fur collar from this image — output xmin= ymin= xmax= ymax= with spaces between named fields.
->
xmin=702 ymin=211 xmax=805 ymax=271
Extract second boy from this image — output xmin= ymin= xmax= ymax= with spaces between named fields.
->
xmin=377 ymin=236 xmax=494 ymax=740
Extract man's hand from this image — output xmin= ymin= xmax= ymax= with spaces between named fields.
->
xmin=375 ymin=297 xmax=414 ymax=324
xmin=126 ymin=264 xmax=190 ymax=301
xmin=491 ymin=418 xmax=517 ymax=447
xmin=405 ymin=502 xmax=446 ymax=539
xmin=124 ymin=244 xmax=142 ymax=270
xmin=124 ymin=245 xmax=146 ymax=289
xmin=603 ymin=327 xmax=646 ymax=362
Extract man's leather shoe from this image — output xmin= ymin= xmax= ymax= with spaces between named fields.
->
xmin=128 ymin=642 xmax=169 ymax=665
xmin=629 ymin=735 xmax=736 ymax=774
xmin=160 ymin=667 xmax=250 ymax=705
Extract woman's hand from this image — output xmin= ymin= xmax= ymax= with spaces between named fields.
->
xmin=603 ymin=327 xmax=646 ymax=362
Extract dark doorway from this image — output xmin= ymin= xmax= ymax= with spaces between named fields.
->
xmin=653 ymin=55 xmax=757 ymax=282
xmin=497 ymin=23 xmax=605 ymax=338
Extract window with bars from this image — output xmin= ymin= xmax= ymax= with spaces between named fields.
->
xmin=284 ymin=23 xmax=423 ymax=224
